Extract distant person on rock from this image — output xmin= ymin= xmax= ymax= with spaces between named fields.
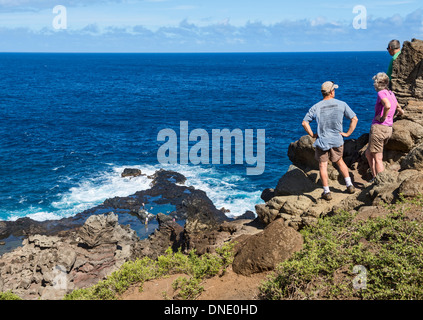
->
xmin=365 ymin=72 xmax=404 ymax=182
xmin=302 ymin=81 xmax=358 ymax=201
xmin=387 ymin=39 xmax=401 ymax=81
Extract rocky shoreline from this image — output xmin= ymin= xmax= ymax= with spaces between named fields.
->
xmin=0 ymin=167 xmax=261 ymax=299
xmin=2 ymin=38 xmax=423 ymax=300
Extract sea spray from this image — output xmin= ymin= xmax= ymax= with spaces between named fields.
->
xmin=3 ymin=164 xmax=260 ymax=221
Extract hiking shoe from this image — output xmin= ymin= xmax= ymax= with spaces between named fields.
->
xmin=321 ymin=192 xmax=332 ymax=201
xmin=346 ymin=185 xmax=356 ymax=194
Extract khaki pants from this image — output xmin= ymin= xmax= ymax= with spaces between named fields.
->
xmin=368 ymin=124 xmax=393 ymax=153
xmin=315 ymin=145 xmax=344 ymax=163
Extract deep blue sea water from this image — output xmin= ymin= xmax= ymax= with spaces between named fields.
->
xmin=0 ymin=52 xmax=390 ymax=223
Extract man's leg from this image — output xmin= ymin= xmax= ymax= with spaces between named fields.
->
xmin=319 ymin=161 xmax=332 ymax=200
xmin=335 ymin=157 xmax=350 ymax=179
xmin=319 ymin=161 xmax=329 ymax=190
xmin=335 ymin=157 xmax=355 ymax=193
xmin=316 ymin=148 xmax=331 ymax=199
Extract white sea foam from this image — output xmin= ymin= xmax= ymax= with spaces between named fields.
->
xmin=27 ymin=210 xmax=63 ymax=221
xmin=50 ymin=167 xmax=152 ymax=218
xmin=5 ymin=164 xmax=260 ymax=221
xmin=6 ymin=206 xmax=64 ymax=222
xmin=137 ymin=164 xmax=261 ymax=218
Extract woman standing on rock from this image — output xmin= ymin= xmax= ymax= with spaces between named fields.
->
xmin=365 ymin=72 xmax=404 ymax=181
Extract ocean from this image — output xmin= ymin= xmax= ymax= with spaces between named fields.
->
xmin=0 ymin=52 xmax=389 ymax=225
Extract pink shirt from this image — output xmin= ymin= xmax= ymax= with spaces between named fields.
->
xmin=372 ymin=89 xmax=398 ymax=127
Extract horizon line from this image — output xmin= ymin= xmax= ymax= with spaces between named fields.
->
xmin=0 ymin=50 xmax=386 ymax=54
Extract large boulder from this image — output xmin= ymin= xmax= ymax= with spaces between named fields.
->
xmin=401 ymin=142 xmax=423 ymax=170
xmin=260 ymin=188 xmax=275 ymax=202
xmin=255 ymin=194 xmax=314 ymax=229
xmin=275 ymin=165 xmax=317 ymax=196
xmin=385 ymin=119 xmax=423 ymax=153
xmin=288 ymin=135 xmax=318 ymax=170
xmin=391 ymin=38 xmax=423 ymax=106
xmin=255 ymin=203 xmax=279 ymax=225
xmin=400 ymin=100 xmax=423 ymax=127
xmin=366 ymin=169 xmax=419 ymax=205
xmin=366 ymin=169 xmax=400 ymax=205
xmin=398 ymin=172 xmax=423 ymax=198
xmin=78 ymin=214 xmax=122 ymax=248
xmin=232 ymin=219 xmax=303 ymax=276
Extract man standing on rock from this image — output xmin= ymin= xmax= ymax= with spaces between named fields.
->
xmin=302 ymin=81 xmax=358 ymax=201
xmin=387 ymin=39 xmax=401 ymax=81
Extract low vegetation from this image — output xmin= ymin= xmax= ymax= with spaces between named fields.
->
xmin=64 ymin=241 xmax=236 ymax=300
xmin=0 ymin=291 xmax=22 ymax=300
xmin=259 ymin=195 xmax=423 ymax=300
xmin=3 ymin=196 xmax=423 ymax=300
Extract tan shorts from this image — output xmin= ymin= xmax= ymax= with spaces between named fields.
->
xmin=368 ymin=124 xmax=393 ymax=153
xmin=315 ymin=145 xmax=344 ymax=163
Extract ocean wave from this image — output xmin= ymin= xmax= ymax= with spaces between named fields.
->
xmin=3 ymin=164 xmax=260 ymax=221
xmin=137 ymin=163 xmax=261 ymax=218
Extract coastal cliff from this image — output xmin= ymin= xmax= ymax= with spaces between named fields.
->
xmin=256 ymin=39 xmax=423 ymax=229
xmin=2 ymin=39 xmax=423 ymax=300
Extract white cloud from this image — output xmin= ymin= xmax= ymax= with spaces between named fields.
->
xmin=1 ymin=9 xmax=423 ymax=52
xmin=311 ymin=16 xmax=327 ymax=27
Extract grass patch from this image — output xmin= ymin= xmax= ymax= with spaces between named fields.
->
xmin=259 ymin=195 xmax=423 ymax=300
xmin=0 ymin=291 xmax=22 ymax=300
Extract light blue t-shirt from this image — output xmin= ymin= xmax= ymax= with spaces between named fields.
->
xmin=303 ymin=99 xmax=356 ymax=151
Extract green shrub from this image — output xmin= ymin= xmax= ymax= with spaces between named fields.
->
xmin=172 ymin=276 xmax=204 ymax=300
xmin=0 ymin=291 xmax=22 ymax=300
xmin=260 ymin=196 xmax=423 ymax=300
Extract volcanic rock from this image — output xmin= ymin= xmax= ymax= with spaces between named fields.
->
xmin=391 ymin=38 xmax=423 ymax=106
xmin=232 ymin=218 xmax=303 ymax=276
xmin=121 ymin=168 xmax=143 ymax=178
xmin=0 ymin=213 xmax=138 ymax=300
xmin=275 ymin=165 xmax=317 ymax=196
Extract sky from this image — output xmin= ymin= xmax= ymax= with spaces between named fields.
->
xmin=0 ymin=0 xmax=422 ymax=52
